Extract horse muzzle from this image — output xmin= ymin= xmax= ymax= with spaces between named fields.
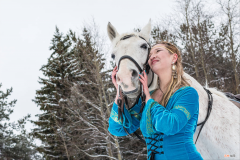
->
xmin=122 ymin=85 xmax=140 ymax=98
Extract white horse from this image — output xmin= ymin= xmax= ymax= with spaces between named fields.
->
xmin=107 ymin=20 xmax=240 ymax=159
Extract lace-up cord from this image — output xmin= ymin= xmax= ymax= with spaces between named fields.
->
xmin=145 ymin=133 xmax=164 ymax=159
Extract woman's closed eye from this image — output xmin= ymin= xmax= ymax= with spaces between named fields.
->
xmin=149 ymin=49 xmax=162 ymax=58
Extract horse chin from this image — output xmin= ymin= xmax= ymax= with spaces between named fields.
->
xmin=122 ymin=87 xmax=140 ymax=98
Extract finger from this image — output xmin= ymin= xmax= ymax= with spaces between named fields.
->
xmin=143 ymin=71 xmax=147 ymax=77
xmin=144 ymin=71 xmax=148 ymax=81
xmin=112 ymin=72 xmax=117 ymax=79
xmin=139 ymin=73 xmax=146 ymax=77
xmin=139 ymin=78 xmax=146 ymax=85
xmin=140 ymin=80 xmax=144 ymax=85
xmin=113 ymin=69 xmax=118 ymax=74
xmin=139 ymin=75 xmax=144 ymax=82
xmin=139 ymin=74 xmax=146 ymax=81
xmin=139 ymin=81 xmax=147 ymax=91
xmin=139 ymin=78 xmax=144 ymax=83
xmin=112 ymin=73 xmax=116 ymax=78
xmin=139 ymin=74 xmax=144 ymax=78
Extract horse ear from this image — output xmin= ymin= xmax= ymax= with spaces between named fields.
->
xmin=140 ymin=19 xmax=151 ymax=42
xmin=107 ymin=22 xmax=119 ymax=42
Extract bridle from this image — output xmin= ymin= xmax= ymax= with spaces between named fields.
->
xmin=116 ymin=34 xmax=154 ymax=110
xmin=117 ymin=34 xmax=154 ymax=91
xmin=116 ymin=34 xmax=154 ymax=143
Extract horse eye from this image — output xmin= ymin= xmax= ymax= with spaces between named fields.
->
xmin=111 ymin=54 xmax=115 ymax=59
xmin=140 ymin=43 xmax=148 ymax=49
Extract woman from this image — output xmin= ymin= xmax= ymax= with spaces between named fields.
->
xmin=109 ymin=41 xmax=203 ymax=160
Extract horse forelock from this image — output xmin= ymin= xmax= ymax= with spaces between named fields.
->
xmin=111 ymin=32 xmax=146 ymax=48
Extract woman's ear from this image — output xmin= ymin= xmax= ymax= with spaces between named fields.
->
xmin=173 ymin=53 xmax=178 ymax=63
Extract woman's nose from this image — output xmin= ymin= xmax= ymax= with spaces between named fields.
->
xmin=149 ymin=55 xmax=155 ymax=62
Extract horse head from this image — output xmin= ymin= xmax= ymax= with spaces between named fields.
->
xmin=107 ymin=20 xmax=158 ymax=98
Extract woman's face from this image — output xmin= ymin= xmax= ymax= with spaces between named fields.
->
xmin=148 ymin=44 xmax=177 ymax=73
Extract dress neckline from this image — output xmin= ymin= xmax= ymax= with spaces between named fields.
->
xmin=150 ymin=86 xmax=190 ymax=98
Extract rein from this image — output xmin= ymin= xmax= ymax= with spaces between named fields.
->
xmin=195 ymin=87 xmax=213 ymax=144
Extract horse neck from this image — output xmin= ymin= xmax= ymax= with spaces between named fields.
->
xmin=183 ymin=72 xmax=209 ymax=122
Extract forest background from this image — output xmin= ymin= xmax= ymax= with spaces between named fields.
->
xmin=0 ymin=0 xmax=239 ymax=159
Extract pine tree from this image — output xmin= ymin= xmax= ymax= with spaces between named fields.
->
xmin=32 ymin=27 xmax=75 ymax=159
xmin=0 ymin=83 xmax=15 ymax=158
xmin=55 ymin=26 xmax=137 ymax=159
xmin=217 ymin=0 xmax=240 ymax=93
xmin=150 ymin=0 xmax=238 ymax=94
xmin=151 ymin=26 xmax=178 ymax=45
xmin=0 ymin=84 xmax=41 ymax=159
xmin=212 ymin=23 xmax=237 ymax=92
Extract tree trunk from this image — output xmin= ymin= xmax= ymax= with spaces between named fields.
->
xmin=114 ymin=137 xmax=122 ymax=160
xmin=229 ymin=18 xmax=239 ymax=94
xmin=197 ymin=15 xmax=208 ymax=84
xmin=217 ymin=0 xmax=240 ymax=93
xmin=94 ymin=60 xmax=114 ymax=159
xmin=106 ymin=82 xmax=122 ymax=160
xmin=185 ymin=1 xmax=200 ymax=81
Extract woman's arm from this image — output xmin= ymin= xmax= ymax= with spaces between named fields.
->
xmin=108 ymin=97 xmax=143 ymax=136
xmin=149 ymin=87 xmax=199 ymax=135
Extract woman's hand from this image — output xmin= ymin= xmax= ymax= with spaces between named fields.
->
xmin=112 ymin=66 xmax=121 ymax=104
xmin=112 ymin=66 xmax=118 ymax=89
xmin=139 ymin=71 xmax=151 ymax=102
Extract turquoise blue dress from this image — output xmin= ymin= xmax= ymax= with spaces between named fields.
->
xmin=108 ymin=86 xmax=203 ymax=160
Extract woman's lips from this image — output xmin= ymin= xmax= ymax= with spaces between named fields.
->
xmin=151 ymin=60 xmax=158 ymax=65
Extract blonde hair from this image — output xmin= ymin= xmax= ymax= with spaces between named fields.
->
xmin=152 ymin=41 xmax=190 ymax=107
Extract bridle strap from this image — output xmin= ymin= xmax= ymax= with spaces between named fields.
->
xmin=117 ymin=35 xmax=151 ymax=73
xmin=117 ymin=34 xmax=153 ymax=89
xmin=195 ymin=87 xmax=213 ymax=144
xmin=139 ymin=36 xmax=151 ymax=67
xmin=118 ymin=55 xmax=143 ymax=73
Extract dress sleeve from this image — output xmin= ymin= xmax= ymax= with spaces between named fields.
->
xmin=149 ymin=88 xmax=199 ymax=136
xmin=108 ymin=97 xmax=143 ymax=136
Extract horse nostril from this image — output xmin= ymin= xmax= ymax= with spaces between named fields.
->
xmin=131 ymin=69 xmax=138 ymax=79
